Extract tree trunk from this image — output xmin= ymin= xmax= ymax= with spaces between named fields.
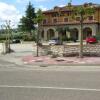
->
xmin=79 ymin=13 xmax=83 ymax=58
xmin=36 ymin=24 xmax=40 ymax=57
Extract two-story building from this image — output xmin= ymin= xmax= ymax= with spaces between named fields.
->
xmin=39 ymin=3 xmax=100 ymax=41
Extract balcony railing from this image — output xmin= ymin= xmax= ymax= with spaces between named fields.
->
xmin=42 ymin=20 xmax=98 ymax=26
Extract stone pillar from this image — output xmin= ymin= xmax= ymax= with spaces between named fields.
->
xmin=92 ymin=25 xmax=97 ymax=36
xmin=66 ymin=31 xmax=70 ymax=38
xmin=55 ymin=31 xmax=58 ymax=38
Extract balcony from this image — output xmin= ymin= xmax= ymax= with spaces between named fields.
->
xmin=42 ymin=20 xmax=98 ymax=26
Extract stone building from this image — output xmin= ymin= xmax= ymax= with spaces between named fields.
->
xmin=39 ymin=3 xmax=100 ymax=41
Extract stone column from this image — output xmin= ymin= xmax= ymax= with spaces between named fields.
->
xmin=66 ymin=31 xmax=70 ymax=38
xmin=92 ymin=25 xmax=97 ymax=36
xmin=55 ymin=31 xmax=58 ymax=38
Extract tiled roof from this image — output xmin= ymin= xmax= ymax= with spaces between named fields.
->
xmin=43 ymin=3 xmax=100 ymax=14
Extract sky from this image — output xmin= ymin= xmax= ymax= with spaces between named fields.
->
xmin=0 ymin=0 xmax=99 ymax=28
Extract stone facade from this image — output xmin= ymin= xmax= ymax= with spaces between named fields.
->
xmin=40 ymin=23 xmax=98 ymax=41
xmin=40 ymin=3 xmax=100 ymax=41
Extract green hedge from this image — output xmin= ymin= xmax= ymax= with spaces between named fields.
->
xmin=22 ymin=34 xmax=36 ymax=41
xmin=0 ymin=35 xmax=6 ymax=40
xmin=95 ymin=34 xmax=100 ymax=40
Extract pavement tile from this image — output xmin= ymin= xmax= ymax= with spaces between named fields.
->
xmin=22 ymin=55 xmax=100 ymax=65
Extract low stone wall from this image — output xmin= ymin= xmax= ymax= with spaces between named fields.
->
xmin=38 ymin=44 xmax=100 ymax=56
xmin=41 ymin=44 xmax=100 ymax=56
xmin=50 ymin=45 xmax=64 ymax=56
xmin=0 ymin=43 xmax=6 ymax=54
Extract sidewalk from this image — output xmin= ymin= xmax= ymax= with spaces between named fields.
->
xmin=0 ymin=53 xmax=100 ymax=71
xmin=22 ymin=55 xmax=100 ymax=66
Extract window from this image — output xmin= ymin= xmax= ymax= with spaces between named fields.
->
xmin=88 ymin=16 xmax=93 ymax=21
xmin=74 ymin=12 xmax=78 ymax=16
xmin=52 ymin=13 xmax=56 ymax=17
xmin=67 ymin=12 xmax=71 ymax=16
xmin=52 ymin=13 xmax=59 ymax=17
xmin=60 ymin=13 xmax=65 ymax=16
xmin=64 ymin=18 xmax=68 ymax=22
xmin=53 ymin=18 xmax=57 ymax=23
xmin=76 ymin=17 xmax=80 ymax=21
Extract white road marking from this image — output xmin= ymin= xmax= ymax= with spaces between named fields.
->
xmin=0 ymin=85 xmax=100 ymax=92
xmin=1 ymin=67 xmax=100 ymax=72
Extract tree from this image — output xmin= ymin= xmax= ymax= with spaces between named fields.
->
xmin=18 ymin=2 xmax=36 ymax=36
xmin=56 ymin=26 xmax=70 ymax=41
xmin=68 ymin=4 xmax=95 ymax=58
xmin=33 ymin=9 xmax=44 ymax=57
xmin=1 ymin=20 xmax=12 ymax=53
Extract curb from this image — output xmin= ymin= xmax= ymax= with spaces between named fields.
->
xmin=25 ymin=63 xmax=100 ymax=67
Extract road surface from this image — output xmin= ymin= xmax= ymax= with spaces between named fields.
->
xmin=0 ymin=60 xmax=100 ymax=100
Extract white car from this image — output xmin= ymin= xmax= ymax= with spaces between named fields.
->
xmin=48 ymin=39 xmax=62 ymax=45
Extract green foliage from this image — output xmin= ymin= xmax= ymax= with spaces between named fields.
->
xmin=0 ymin=30 xmax=23 ymax=42
xmin=56 ymin=27 xmax=63 ymax=33
xmin=95 ymin=34 xmax=100 ymax=40
xmin=51 ymin=53 xmax=59 ymax=58
xmin=56 ymin=26 xmax=70 ymax=33
xmin=13 ymin=35 xmax=22 ymax=39
xmin=22 ymin=34 xmax=36 ymax=41
xmin=62 ymin=36 xmax=68 ymax=41
xmin=33 ymin=9 xmax=44 ymax=24
xmin=72 ymin=5 xmax=95 ymax=20
xmin=18 ymin=2 xmax=36 ymax=34
xmin=0 ymin=35 xmax=6 ymax=40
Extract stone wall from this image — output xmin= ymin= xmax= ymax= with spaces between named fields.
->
xmin=41 ymin=44 xmax=100 ymax=56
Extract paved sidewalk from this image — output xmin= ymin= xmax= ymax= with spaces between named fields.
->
xmin=22 ymin=55 xmax=100 ymax=66
xmin=0 ymin=53 xmax=100 ymax=71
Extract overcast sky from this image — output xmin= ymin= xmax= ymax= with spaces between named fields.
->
xmin=0 ymin=0 xmax=99 ymax=28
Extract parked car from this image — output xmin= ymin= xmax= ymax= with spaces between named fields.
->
xmin=86 ymin=36 xmax=97 ymax=44
xmin=12 ymin=39 xmax=21 ymax=43
xmin=48 ymin=38 xmax=63 ymax=45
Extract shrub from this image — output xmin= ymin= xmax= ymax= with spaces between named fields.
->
xmin=67 ymin=37 xmax=77 ymax=42
xmin=13 ymin=35 xmax=22 ymax=39
xmin=47 ymin=51 xmax=53 ymax=55
xmin=51 ymin=53 xmax=59 ymax=58
xmin=95 ymin=34 xmax=100 ymax=40
xmin=62 ymin=36 xmax=68 ymax=41
xmin=22 ymin=34 xmax=36 ymax=41
xmin=0 ymin=35 xmax=6 ymax=40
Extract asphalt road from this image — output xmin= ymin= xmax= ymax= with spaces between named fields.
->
xmin=0 ymin=61 xmax=100 ymax=100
